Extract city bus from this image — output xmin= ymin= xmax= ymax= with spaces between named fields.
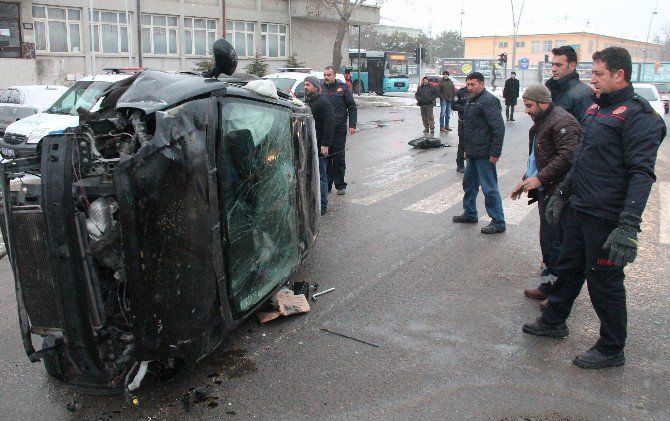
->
xmin=344 ymin=50 xmax=410 ymax=95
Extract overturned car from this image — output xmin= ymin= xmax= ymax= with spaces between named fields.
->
xmin=0 ymin=40 xmax=320 ymax=399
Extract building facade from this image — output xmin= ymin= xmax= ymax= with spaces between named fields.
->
xmin=465 ymin=32 xmax=662 ymax=66
xmin=0 ymin=0 xmax=379 ymax=87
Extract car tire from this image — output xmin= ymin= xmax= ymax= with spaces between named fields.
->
xmin=42 ymin=336 xmax=66 ymax=381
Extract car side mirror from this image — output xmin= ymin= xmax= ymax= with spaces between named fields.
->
xmin=202 ymin=39 xmax=238 ymax=78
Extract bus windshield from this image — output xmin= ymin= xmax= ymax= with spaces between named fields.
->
xmin=386 ymin=60 xmax=408 ymax=77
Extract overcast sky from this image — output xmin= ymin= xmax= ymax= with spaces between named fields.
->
xmin=379 ymin=0 xmax=669 ymax=43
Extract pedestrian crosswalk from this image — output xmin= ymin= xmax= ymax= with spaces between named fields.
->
xmin=352 ymin=164 xmax=450 ymax=206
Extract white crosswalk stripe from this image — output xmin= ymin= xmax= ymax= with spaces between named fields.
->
xmin=351 ymin=164 xmax=449 ymax=205
xmin=480 ymin=196 xmax=536 ymax=225
xmin=660 ymin=182 xmax=670 ymax=245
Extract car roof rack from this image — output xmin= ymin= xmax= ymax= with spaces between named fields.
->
xmin=277 ymin=67 xmax=312 ymax=73
xmin=102 ymin=67 xmax=146 ymax=74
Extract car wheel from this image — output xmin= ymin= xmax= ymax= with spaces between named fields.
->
xmin=42 ymin=336 xmax=66 ymax=381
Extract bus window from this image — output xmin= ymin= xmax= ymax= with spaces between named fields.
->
xmin=386 ymin=59 xmax=408 ymax=77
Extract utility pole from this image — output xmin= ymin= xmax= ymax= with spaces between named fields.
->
xmin=459 ymin=0 xmax=465 ymax=37
xmin=510 ymin=0 xmax=525 ymax=74
xmin=136 ymin=0 xmax=142 ymax=67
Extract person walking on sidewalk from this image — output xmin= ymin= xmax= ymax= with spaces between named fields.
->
xmin=545 ymin=45 xmax=593 ymax=122
xmin=322 ymin=65 xmax=357 ymax=196
xmin=510 ymin=84 xmax=580 ymax=304
xmin=522 ymin=47 xmax=666 ymax=369
xmin=452 ymin=72 xmax=506 ymax=234
xmin=503 ymin=72 xmax=520 ymax=121
xmin=304 ymin=76 xmax=335 ymax=216
xmin=438 ymin=70 xmax=455 ymax=131
xmin=415 ymin=76 xmax=438 ymax=134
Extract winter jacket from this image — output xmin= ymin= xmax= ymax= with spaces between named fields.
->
xmin=452 ymin=86 xmax=469 ymax=118
xmin=566 ymin=85 xmax=666 ymax=220
xmin=545 ymin=71 xmax=593 ymax=122
xmin=503 ymin=77 xmax=520 ymax=100
xmin=438 ymin=77 xmax=455 ymax=101
xmin=526 ymin=104 xmax=580 ymax=195
xmin=305 ymin=92 xmax=334 ymax=152
xmin=322 ymin=80 xmax=357 ymax=130
xmin=462 ymin=89 xmax=505 ymax=159
xmin=415 ymin=83 xmax=438 ymax=106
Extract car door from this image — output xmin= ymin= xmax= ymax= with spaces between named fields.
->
xmin=0 ymin=89 xmax=18 ymax=133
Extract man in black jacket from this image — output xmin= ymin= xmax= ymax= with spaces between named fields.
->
xmin=523 ymin=47 xmax=666 ymax=369
xmin=545 ymin=45 xmax=593 ymax=122
xmin=452 ymin=85 xmax=469 ymax=172
xmin=304 ymin=76 xmax=335 ymax=215
xmin=503 ymin=72 xmax=520 ymax=121
xmin=452 ymin=72 xmax=506 ymax=234
xmin=322 ymin=66 xmax=357 ymax=196
xmin=415 ymin=76 xmax=438 ymax=134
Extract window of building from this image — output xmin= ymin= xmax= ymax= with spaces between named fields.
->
xmin=555 ymin=40 xmax=567 ymax=47
xmin=185 ymin=17 xmax=217 ymax=56
xmin=0 ymin=2 xmax=21 ymax=58
xmin=260 ymin=23 xmax=287 ymax=58
xmin=141 ymin=14 xmax=178 ymax=55
xmin=531 ymin=41 xmax=540 ymax=53
xmin=543 ymin=40 xmax=552 ymax=52
xmin=226 ymin=20 xmax=255 ymax=58
xmin=514 ymin=41 xmax=525 ymax=48
xmin=91 ymin=10 xmax=131 ymax=54
xmin=32 ymin=5 xmax=81 ymax=53
xmin=498 ymin=41 xmax=508 ymax=48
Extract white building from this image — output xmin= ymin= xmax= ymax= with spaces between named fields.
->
xmin=0 ymin=0 xmax=379 ymax=87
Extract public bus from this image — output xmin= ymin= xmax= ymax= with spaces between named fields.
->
xmin=344 ymin=50 xmax=410 ymax=95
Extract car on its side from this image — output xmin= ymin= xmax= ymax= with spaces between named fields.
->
xmin=263 ymin=68 xmax=345 ymax=99
xmin=632 ymin=83 xmax=665 ymax=116
xmin=0 ymin=85 xmax=67 ymax=135
xmin=653 ymin=82 xmax=669 ymax=114
xmin=0 ymin=69 xmax=142 ymax=159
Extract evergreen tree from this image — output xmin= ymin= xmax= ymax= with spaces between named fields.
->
xmin=285 ymin=53 xmax=306 ymax=68
xmin=245 ymin=51 xmax=269 ymax=77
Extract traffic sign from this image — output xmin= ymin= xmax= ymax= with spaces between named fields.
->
xmin=519 ymin=57 xmax=529 ymax=71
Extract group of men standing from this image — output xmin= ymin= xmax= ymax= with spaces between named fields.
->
xmin=303 ymin=67 xmax=358 ymax=216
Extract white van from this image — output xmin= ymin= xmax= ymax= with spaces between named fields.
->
xmin=0 ymin=70 xmax=141 ymax=158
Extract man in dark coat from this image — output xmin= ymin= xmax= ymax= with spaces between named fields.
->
xmin=510 ymin=84 xmax=580 ymax=302
xmin=523 ymin=47 xmax=666 ymax=369
xmin=415 ymin=76 xmax=438 ymax=134
xmin=545 ymin=45 xmax=594 ymax=122
xmin=304 ymin=76 xmax=334 ymax=215
xmin=452 ymin=72 xmax=506 ymax=234
xmin=503 ymin=72 xmax=520 ymax=121
xmin=322 ymin=66 xmax=357 ymax=195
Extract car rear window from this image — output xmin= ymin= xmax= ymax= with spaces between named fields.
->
xmin=634 ymin=86 xmax=659 ymax=101
xmin=266 ymin=77 xmax=297 ymax=93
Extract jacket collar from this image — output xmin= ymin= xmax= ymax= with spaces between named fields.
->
xmin=546 ymin=71 xmax=580 ymax=92
xmin=305 ymin=92 xmax=321 ymax=102
xmin=533 ymin=103 xmax=555 ymax=125
xmin=594 ymin=85 xmax=634 ymax=107
xmin=469 ymin=88 xmax=486 ymax=102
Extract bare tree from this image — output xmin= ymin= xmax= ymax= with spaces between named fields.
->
xmin=323 ymin=0 xmax=379 ymax=70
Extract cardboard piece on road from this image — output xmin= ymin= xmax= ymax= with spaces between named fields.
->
xmin=257 ymin=290 xmax=310 ymax=324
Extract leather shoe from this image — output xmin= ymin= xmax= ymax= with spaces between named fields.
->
xmin=523 ymin=287 xmax=548 ymax=300
xmin=452 ymin=214 xmax=478 ymax=223
xmin=481 ymin=223 xmax=506 ymax=234
xmin=573 ymin=348 xmax=625 ymax=369
xmin=539 ymin=298 xmax=548 ymax=310
xmin=522 ymin=317 xmax=568 ymax=338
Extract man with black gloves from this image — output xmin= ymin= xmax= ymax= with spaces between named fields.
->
xmin=304 ymin=76 xmax=334 ymax=216
xmin=545 ymin=45 xmax=593 ymax=122
xmin=452 ymin=72 xmax=506 ymax=234
xmin=415 ymin=76 xmax=439 ymax=134
xmin=451 ymin=84 xmax=469 ymax=173
xmin=523 ymin=47 xmax=666 ymax=369
xmin=511 ymin=84 xmax=580 ymax=306
xmin=503 ymin=72 xmax=520 ymax=121
xmin=322 ymin=66 xmax=357 ymax=196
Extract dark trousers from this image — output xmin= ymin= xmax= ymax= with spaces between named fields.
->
xmin=420 ymin=105 xmax=435 ymax=130
xmin=505 ymin=104 xmax=515 ymax=120
xmin=456 ymin=119 xmax=465 ymax=168
xmin=542 ymin=208 xmax=627 ymax=355
xmin=327 ymin=130 xmax=347 ymax=191
xmin=536 ymin=189 xmax=568 ymax=291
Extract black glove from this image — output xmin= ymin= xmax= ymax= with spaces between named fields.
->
xmin=545 ymin=181 xmax=572 ymax=225
xmin=602 ymin=212 xmax=641 ymax=267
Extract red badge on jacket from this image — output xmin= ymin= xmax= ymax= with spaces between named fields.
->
xmin=337 ymin=87 xmax=343 ymax=92
xmin=612 ymin=106 xmax=627 ymax=115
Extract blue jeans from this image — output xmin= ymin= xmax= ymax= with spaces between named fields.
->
xmin=462 ymin=158 xmax=505 ymax=225
xmin=440 ymin=99 xmax=452 ymax=129
xmin=319 ymin=157 xmax=328 ymax=211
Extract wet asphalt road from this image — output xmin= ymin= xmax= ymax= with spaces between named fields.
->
xmin=0 ymin=94 xmax=669 ymax=420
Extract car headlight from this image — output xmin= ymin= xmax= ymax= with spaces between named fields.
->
xmin=26 ymin=128 xmax=50 ymax=144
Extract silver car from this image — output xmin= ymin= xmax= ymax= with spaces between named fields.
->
xmin=0 ymin=85 xmax=67 ymax=135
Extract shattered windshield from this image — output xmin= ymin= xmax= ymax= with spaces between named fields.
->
xmin=219 ymin=99 xmax=299 ymax=313
xmin=45 ymin=81 xmax=112 ymax=115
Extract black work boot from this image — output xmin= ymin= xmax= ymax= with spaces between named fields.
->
xmin=452 ymin=213 xmax=478 ymax=223
xmin=573 ymin=348 xmax=625 ymax=369
xmin=522 ymin=317 xmax=569 ymax=338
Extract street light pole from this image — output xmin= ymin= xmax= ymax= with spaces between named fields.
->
xmin=642 ymin=4 xmax=658 ymax=82
xmin=357 ymin=24 xmax=361 ymax=95
xmin=510 ymin=0 xmax=525 ymax=74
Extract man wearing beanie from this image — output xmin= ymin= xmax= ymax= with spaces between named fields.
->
xmin=510 ymin=83 xmax=580 ymax=306
xmin=304 ymin=76 xmax=335 ymax=215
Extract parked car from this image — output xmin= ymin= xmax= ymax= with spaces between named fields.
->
xmin=632 ymin=83 xmax=665 ymax=116
xmin=0 ymin=85 xmax=67 ymax=135
xmin=0 ymin=70 xmax=142 ymax=159
xmin=423 ymin=75 xmax=465 ymax=93
xmin=263 ymin=68 xmax=345 ymax=98
xmin=0 ymin=39 xmax=319 ymax=400
xmin=653 ymin=82 xmax=669 ymax=114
